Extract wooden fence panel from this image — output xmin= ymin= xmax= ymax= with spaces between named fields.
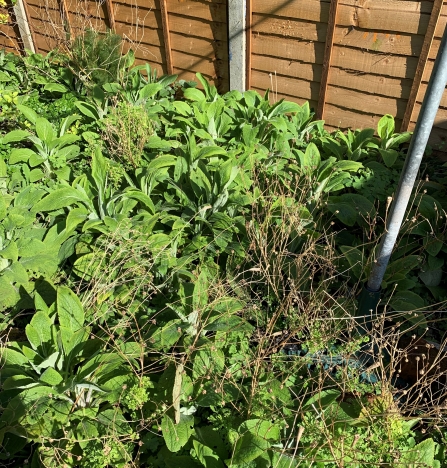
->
xmin=1 ymin=0 xmax=447 ymax=150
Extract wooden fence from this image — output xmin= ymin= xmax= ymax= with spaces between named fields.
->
xmin=0 ymin=0 xmax=446 ymax=149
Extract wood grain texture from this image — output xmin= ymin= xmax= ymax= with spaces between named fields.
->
xmin=168 ymin=14 xmax=227 ymax=41
xmin=251 ymin=69 xmax=320 ymax=101
xmin=417 ymin=82 xmax=447 ymax=108
xmin=167 ymin=0 xmax=226 ymax=23
xmin=160 ymin=0 xmax=173 ymax=74
xmin=171 ymin=32 xmax=227 ymax=58
xmin=251 ymin=86 xmax=318 ymax=108
xmin=252 ymin=34 xmax=324 ymax=63
xmin=317 ymin=0 xmax=340 ymax=120
xmin=111 ymin=4 xmax=159 ymax=26
xmin=251 ymin=55 xmax=322 ymax=82
xmin=336 ymin=3 xmax=430 ymax=35
xmin=114 ymin=21 xmax=162 ymax=45
xmin=253 ymin=0 xmax=330 ymax=22
xmin=334 ymin=27 xmax=424 ymax=57
xmin=401 ymin=0 xmax=443 ymax=131
xmin=324 ymin=103 xmax=402 ymax=131
xmin=330 ymin=67 xmax=412 ymax=99
xmin=251 ymin=14 xmax=327 ymax=42
xmin=331 ymin=45 xmax=419 ymax=78
xmin=340 ymin=0 xmax=434 ymax=15
xmin=326 ymin=84 xmax=407 ymax=117
xmin=105 ymin=0 xmax=116 ymax=30
xmin=411 ymin=103 xmax=447 ymax=129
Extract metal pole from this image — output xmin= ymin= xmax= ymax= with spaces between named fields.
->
xmin=369 ymin=27 xmax=447 ymax=293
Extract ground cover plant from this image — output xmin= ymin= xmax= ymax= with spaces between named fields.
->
xmin=1 ymin=37 xmax=447 ymax=467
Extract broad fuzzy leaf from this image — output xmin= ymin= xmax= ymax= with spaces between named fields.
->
xmin=57 ymin=286 xmax=85 ymax=332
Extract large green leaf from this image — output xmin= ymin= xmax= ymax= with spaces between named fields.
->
xmin=57 ymin=286 xmax=85 ymax=332
xmin=25 ymin=311 xmax=53 ymax=351
xmin=193 ymin=440 xmax=224 ymax=468
xmin=162 ymin=413 xmax=194 ymax=452
xmin=400 ymin=438 xmax=435 ymax=467
xmin=340 ymin=246 xmax=364 ymax=280
xmin=33 ymin=187 xmax=91 ymax=212
xmin=2 ymin=130 xmax=30 ymax=144
xmin=229 ymin=433 xmax=270 ymax=465
xmin=35 ymin=117 xmax=55 ymax=145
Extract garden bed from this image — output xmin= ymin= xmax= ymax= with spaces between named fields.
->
xmin=1 ymin=35 xmax=447 ymax=467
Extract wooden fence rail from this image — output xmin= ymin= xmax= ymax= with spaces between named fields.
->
xmin=1 ymin=0 xmax=446 ymax=149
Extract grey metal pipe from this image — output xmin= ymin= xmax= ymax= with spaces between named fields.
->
xmin=366 ymin=27 xmax=447 ymax=292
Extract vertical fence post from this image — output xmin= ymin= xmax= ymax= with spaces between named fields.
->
xmin=13 ymin=0 xmax=36 ymax=53
xmin=58 ymin=0 xmax=72 ymax=38
xmin=401 ymin=0 xmax=443 ymax=132
xmin=159 ymin=0 xmax=173 ymax=75
xmin=228 ymin=0 xmax=246 ymax=92
xmin=105 ymin=0 xmax=116 ymax=31
xmin=245 ymin=0 xmax=252 ymax=90
xmin=317 ymin=0 xmax=339 ymax=121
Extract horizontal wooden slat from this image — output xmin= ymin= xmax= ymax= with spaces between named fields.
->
xmin=251 ymin=87 xmax=318 ymax=109
xmin=252 ymin=34 xmax=325 ymax=63
xmin=340 ymin=0 xmax=434 ymax=15
xmin=251 ymin=70 xmax=320 ymax=102
xmin=251 ymin=55 xmax=322 ymax=83
xmin=332 ymin=45 xmax=419 ymax=78
xmin=111 ymin=4 xmax=160 ymax=26
xmin=167 ymin=0 xmax=226 ymax=23
xmin=416 ymin=82 xmax=447 ymax=108
xmin=132 ymin=43 xmax=165 ymax=65
xmin=168 ymin=14 xmax=227 ymax=41
xmin=326 ymin=84 xmax=407 ymax=117
xmin=171 ymin=33 xmax=227 ymax=59
xmin=412 ymin=103 xmax=447 ymax=129
xmin=251 ymin=14 xmax=327 ymax=42
xmin=253 ymin=0 xmax=330 ymax=22
xmin=330 ymin=67 xmax=412 ymax=99
xmin=115 ymin=21 xmax=163 ymax=45
xmin=334 ymin=27 xmax=424 ymax=57
xmin=337 ymin=4 xmax=430 ymax=35
xmin=34 ymin=32 xmax=59 ymax=52
xmin=112 ymin=0 xmax=157 ymax=10
xmin=0 ymin=22 xmax=20 ymax=52
xmin=171 ymin=49 xmax=224 ymax=79
xmin=406 ymin=125 xmax=447 ymax=154
xmin=324 ymin=103 xmax=402 ymax=131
